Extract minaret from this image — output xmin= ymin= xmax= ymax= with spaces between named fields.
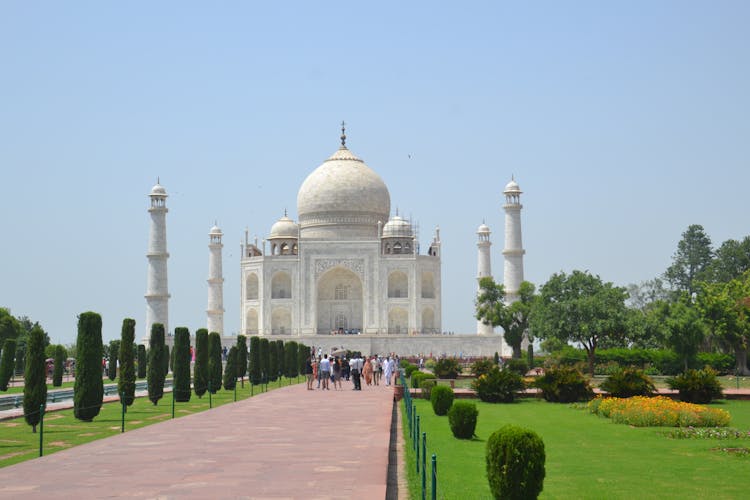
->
xmin=145 ymin=180 xmax=170 ymax=341
xmin=476 ymin=223 xmax=494 ymax=335
xmin=207 ymin=224 xmax=224 ymax=334
xmin=502 ymin=177 xmax=525 ymax=303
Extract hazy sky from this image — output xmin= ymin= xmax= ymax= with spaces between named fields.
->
xmin=1 ymin=2 xmax=748 ymax=345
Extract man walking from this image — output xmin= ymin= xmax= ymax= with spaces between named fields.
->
xmin=350 ymin=353 xmax=363 ymax=390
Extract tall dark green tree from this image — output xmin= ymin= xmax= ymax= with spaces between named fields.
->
xmin=0 ymin=309 xmax=19 ymax=352
xmin=656 ymin=299 xmax=705 ymax=371
xmin=137 ymin=344 xmax=147 ymax=379
xmin=194 ymin=329 xmax=209 ymax=397
xmin=173 ymin=327 xmax=192 ymax=402
xmin=284 ymin=341 xmax=298 ymax=379
xmin=297 ymin=343 xmax=308 ymax=377
xmin=236 ymin=335 xmax=248 ymax=387
xmin=23 ymin=325 xmax=47 ymax=433
xmin=223 ymin=346 xmax=238 ymax=390
xmin=276 ymin=340 xmax=285 ymax=380
xmin=52 ymin=344 xmax=66 ymax=387
xmin=118 ymin=319 xmax=136 ymax=406
xmin=208 ymin=332 xmax=222 ymax=393
xmin=268 ymin=340 xmax=279 ymax=382
xmin=259 ymin=337 xmax=270 ymax=383
xmin=108 ymin=340 xmax=120 ymax=381
xmin=74 ymin=312 xmax=104 ymax=422
xmin=531 ymin=270 xmax=629 ymax=376
xmin=163 ymin=344 xmax=170 ymax=377
xmin=664 ymin=224 xmax=713 ymax=297
xmin=704 ymin=236 xmax=750 ymax=283
xmin=147 ymin=323 xmax=166 ymax=405
xmin=0 ymin=339 xmax=17 ymax=391
xmin=476 ymin=278 xmax=536 ymax=358
xmin=248 ymin=336 xmax=261 ymax=385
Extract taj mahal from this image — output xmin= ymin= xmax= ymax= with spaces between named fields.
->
xmin=144 ymin=125 xmax=525 ymax=357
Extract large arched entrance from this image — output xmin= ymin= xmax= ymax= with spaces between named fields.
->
xmin=316 ymin=267 xmax=363 ymax=334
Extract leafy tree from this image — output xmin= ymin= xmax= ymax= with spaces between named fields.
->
xmin=0 ymin=339 xmax=17 ymax=391
xmin=284 ymin=341 xmax=298 ymax=379
xmin=137 ymin=344 xmax=147 ymax=378
xmin=626 ymin=278 xmax=670 ymax=311
xmin=297 ymin=342 xmax=308 ymax=376
xmin=704 ymin=236 xmax=750 ymax=283
xmin=653 ymin=298 xmax=706 ymax=371
xmin=531 ymin=270 xmax=628 ymax=375
xmin=275 ymin=340 xmax=285 ymax=380
xmin=147 ymin=323 xmax=166 ymax=405
xmin=53 ymin=344 xmax=66 ymax=387
xmin=268 ymin=339 xmax=279 ymax=382
xmin=194 ymin=329 xmax=208 ymax=397
xmin=664 ymin=224 xmax=713 ymax=297
xmin=259 ymin=337 xmax=270 ymax=383
xmin=223 ymin=345 xmax=237 ymax=391
xmin=208 ymin=332 xmax=222 ymax=393
xmin=173 ymin=327 xmax=192 ymax=402
xmin=108 ymin=340 xmax=120 ymax=381
xmin=248 ymin=336 xmax=261 ymax=385
xmin=476 ymin=278 xmax=536 ymax=358
xmin=236 ymin=335 xmax=248 ymax=387
xmin=74 ymin=312 xmax=104 ymax=421
xmin=23 ymin=325 xmax=47 ymax=432
xmin=163 ymin=344 xmax=170 ymax=377
xmin=118 ymin=319 xmax=136 ymax=406
xmin=697 ymin=272 xmax=750 ymax=375
xmin=0 ymin=309 xmax=19 ymax=350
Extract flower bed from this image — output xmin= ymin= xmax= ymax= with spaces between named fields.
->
xmin=588 ymin=396 xmax=730 ymax=427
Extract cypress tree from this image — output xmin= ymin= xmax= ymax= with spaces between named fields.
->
xmin=137 ymin=344 xmax=147 ymax=379
xmin=173 ymin=327 xmax=191 ymax=402
xmin=208 ymin=332 xmax=222 ymax=393
xmin=259 ymin=337 xmax=270 ymax=383
xmin=74 ymin=312 xmax=104 ymax=422
xmin=108 ymin=340 xmax=120 ymax=381
xmin=52 ymin=344 xmax=66 ymax=387
xmin=118 ymin=319 xmax=136 ymax=406
xmin=194 ymin=329 xmax=208 ymax=397
xmin=276 ymin=340 xmax=285 ymax=380
xmin=147 ymin=323 xmax=166 ymax=405
xmin=297 ymin=343 xmax=308 ymax=377
xmin=169 ymin=343 xmax=175 ymax=373
xmin=23 ymin=325 xmax=47 ymax=432
xmin=163 ymin=344 xmax=170 ymax=377
xmin=223 ymin=346 xmax=237 ymax=390
xmin=236 ymin=335 xmax=248 ymax=387
xmin=285 ymin=341 xmax=298 ymax=379
xmin=268 ymin=339 xmax=279 ymax=382
xmin=248 ymin=336 xmax=261 ymax=385
xmin=0 ymin=339 xmax=17 ymax=391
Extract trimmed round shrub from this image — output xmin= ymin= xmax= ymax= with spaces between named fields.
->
xmin=448 ymin=401 xmax=478 ymax=439
xmin=472 ymin=367 xmax=524 ymax=403
xmin=420 ymin=379 xmax=437 ymax=400
xmin=433 ymin=357 xmax=461 ymax=379
xmin=486 ymin=425 xmax=545 ymax=500
xmin=411 ymin=371 xmax=436 ymax=389
xmin=533 ymin=366 xmax=593 ymax=403
xmin=504 ymin=358 xmax=529 ymax=376
xmin=600 ymin=367 xmax=656 ymax=398
xmin=430 ymin=385 xmax=455 ymax=416
xmin=404 ymin=363 xmax=419 ymax=378
xmin=666 ymin=368 xmax=724 ymax=404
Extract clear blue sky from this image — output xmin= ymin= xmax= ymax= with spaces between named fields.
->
xmin=1 ymin=2 xmax=748 ymax=345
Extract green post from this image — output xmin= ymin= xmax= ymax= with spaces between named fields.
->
xmin=251 ymin=382 xmax=254 ymax=397
xmin=39 ymin=403 xmax=45 ymax=457
xmin=121 ymin=393 xmax=126 ymax=433
xmin=416 ymin=425 xmax=420 ymax=473
xmin=737 ymin=369 xmax=741 ymax=390
xmin=234 ymin=381 xmax=237 ymax=402
xmin=208 ymin=381 xmax=212 ymax=409
xmin=415 ymin=416 xmax=420 ymax=452
xmin=171 ymin=387 xmax=175 ymax=419
xmin=422 ymin=432 xmax=427 ymax=500
xmin=431 ymin=454 xmax=437 ymax=500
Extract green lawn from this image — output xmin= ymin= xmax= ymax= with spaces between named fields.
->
xmin=402 ymin=398 xmax=750 ymax=499
xmin=446 ymin=374 xmax=750 ymax=390
xmin=0 ymin=378 xmax=297 ymax=468
xmin=2 ymin=380 xmax=77 ymax=394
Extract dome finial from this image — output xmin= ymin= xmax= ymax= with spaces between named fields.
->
xmin=340 ymin=121 xmax=347 ymax=148
xmin=284 ymin=208 xmax=288 ymax=217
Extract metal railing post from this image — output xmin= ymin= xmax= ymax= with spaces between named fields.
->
xmin=121 ymin=393 xmax=127 ymax=432
xmin=431 ymin=454 xmax=437 ymax=500
xmin=171 ymin=387 xmax=175 ymax=419
xmin=422 ymin=432 xmax=427 ymax=499
xmin=208 ymin=381 xmax=212 ymax=409
xmin=415 ymin=416 xmax=420 ymax=452
xmin=39 ymin=403 xmax=45 ymax=457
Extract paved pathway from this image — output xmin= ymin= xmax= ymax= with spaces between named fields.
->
xmin=0 ymin=382 xmax=396 ymax=499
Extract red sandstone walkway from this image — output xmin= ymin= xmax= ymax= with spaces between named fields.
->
xmin=0 ymin=383 xmax=396 ymax=499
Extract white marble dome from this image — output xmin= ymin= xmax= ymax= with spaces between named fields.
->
xmin=504 ymin=178 xmax=521 ymax=194
xmin=269 ymin=215 xmax=299 ymax=239
xmin=383 ymin=215 xmax=412 ymax=238
xmin=297 ymin=146 xmax=391 ymax=240
xmin=209 ymin=224 xmax=222 ymax=235
xmin=150 ymin=183 xmax=167 ymax=196
xmin=477 ymin=223 xmax=490 ymax=234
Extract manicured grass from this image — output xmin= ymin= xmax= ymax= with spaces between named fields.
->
xmin=402 ymin=398 xmax=750 ymax=499
xmin=0 ymin=377 xmax=298 ymax=468
xmin=2 ymin=380 xmax=77 ymax=394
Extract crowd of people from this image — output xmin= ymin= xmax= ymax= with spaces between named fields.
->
xmin=304 ymin=352 xmax=400 ymax=391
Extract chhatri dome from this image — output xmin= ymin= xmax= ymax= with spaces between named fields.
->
xmin=269 ymin=213 xmax=299 ymax=239
xmin=296 ymin=124 xmax=390 ymax=240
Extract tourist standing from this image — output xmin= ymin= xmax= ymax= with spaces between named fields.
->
xmin=383 ymin=356 xmax=393 ymax=386
xmin=319 ymin=354 xmax=331 ymax=390
xmin=305 ymin=356 xmax=314 ymax=390
xmin=333 ymin=357 xmax=343 ymax=390
xmin=363 ymin=356 xmax=373 ymax=386
xmin=372 ymin=356 xmax=381 ymax=385
xmin=350 ymin=354 xmax=363 ymax=390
